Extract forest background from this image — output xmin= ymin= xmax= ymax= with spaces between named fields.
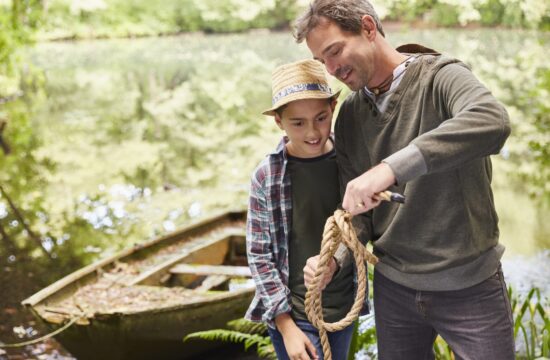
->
xmin=0 ymin=0 xmax=548 ymax=359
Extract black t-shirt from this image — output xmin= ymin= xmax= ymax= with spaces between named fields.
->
xmin=287 ymin=149 xmax=355 ymax=323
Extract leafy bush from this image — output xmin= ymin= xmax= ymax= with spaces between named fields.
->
xmin=32 ymin=0 xmax=550 ymax=40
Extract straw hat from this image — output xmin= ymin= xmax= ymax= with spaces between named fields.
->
xmin=263 ymin=59 xmax=341 ymax=116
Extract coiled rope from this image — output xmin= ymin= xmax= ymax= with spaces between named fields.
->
xmin=304 ymin=209 xmax=378 ymax=360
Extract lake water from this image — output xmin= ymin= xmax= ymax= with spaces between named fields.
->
xmin=1 ymin=28 xmax=548 ymax=359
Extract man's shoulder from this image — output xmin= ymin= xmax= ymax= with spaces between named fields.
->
xmin=419 ymin=53 xmax=470 ymax=77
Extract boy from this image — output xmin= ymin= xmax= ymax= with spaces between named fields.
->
xmin=245 ymin=59 xmax=357 ymax=360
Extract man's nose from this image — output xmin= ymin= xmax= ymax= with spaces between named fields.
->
xmin=325 ymin=61 xmax=338 ymax=76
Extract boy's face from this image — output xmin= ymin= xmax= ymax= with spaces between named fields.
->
xmin=275 ymin=98 xmax=336 ymax=158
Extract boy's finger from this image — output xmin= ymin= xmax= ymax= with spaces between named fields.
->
xmin=305 ymin=339 xmax=318 ymax=359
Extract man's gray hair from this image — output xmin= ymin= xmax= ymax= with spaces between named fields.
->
xmin=294 ymin=0 xmax=385 ymax=43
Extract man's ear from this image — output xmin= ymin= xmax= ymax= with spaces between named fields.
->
xmin=361 ymin=15 xmax=376 ymax=38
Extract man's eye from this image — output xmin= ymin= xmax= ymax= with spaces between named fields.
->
xmin=317 ymin=116 xmax=327 ymax=122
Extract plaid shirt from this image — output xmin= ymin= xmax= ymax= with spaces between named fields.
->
xmin=245 ymin=135 xmax=368 ymax=328
xmin=245 ymin=137 xmax=292 ymax=327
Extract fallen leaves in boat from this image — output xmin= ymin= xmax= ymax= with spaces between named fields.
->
xmin=58 ymin=282 xmax=205 ymax=316
xmin=41 ymin=221 xmax=247 ymax=318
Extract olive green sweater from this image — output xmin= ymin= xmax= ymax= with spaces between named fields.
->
xmin=335 ymin=51 xmax=511 ymax=291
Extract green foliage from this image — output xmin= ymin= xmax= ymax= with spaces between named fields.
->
xmin=509 ymin=286 xmax=550 ymax=359
xmin=33 ymin=0 xmax=550 ymax=41
xmin=471 ymin=40 xmax=550 ymax=206
xmin=353 ymin=315 xmax=378 ymax=358
xmin=0 ymin=0 xmax=42 ymax=95
xmin=377 ymin=0 xmax=549 ymax=28
xmin=227 ymin=318 xmax=270 ymax=335
xmin=433 ymin=336 xmax=453 ymax=359
xmin=425 ymin=3 xmax=461 ymax=27
xmin=39 ymin=0 xmax=301 ymax=39
xmin=184 ymin=318 xmax=276 ymax=359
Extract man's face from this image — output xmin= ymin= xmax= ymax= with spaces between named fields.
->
xmin=306 ymin=17 xmax=376 ymax=91
xmin=275 ymin=98 xmax=335 ymax=159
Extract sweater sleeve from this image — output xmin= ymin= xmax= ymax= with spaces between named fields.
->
xmin=383 ymin=63 xmax=511 ymax=184
xmin=246 ymin=170 xmax=291 ymax=323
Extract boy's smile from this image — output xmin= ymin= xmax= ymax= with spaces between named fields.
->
xmin=275 ymin=98 xmax=336 ymax=158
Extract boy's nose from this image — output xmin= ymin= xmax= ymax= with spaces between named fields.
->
xmin=306 ymin=124 xmax=320 ymax=137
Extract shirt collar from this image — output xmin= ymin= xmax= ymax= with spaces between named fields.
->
xmin=363 ymin=55 xmax=417 ymax=97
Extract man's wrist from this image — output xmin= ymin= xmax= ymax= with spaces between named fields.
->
xmin=373 ymin=162 xmax=396 ymax=189
xmin=382 ymin=144 xmax=427 ymax=185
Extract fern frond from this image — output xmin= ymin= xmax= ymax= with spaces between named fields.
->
xmin=257 ymin=343 xmax=277 ymax=360
xmin=185 ymin=329 xmax=236 ymax=343
xmin=228 ymin=318 xmax=268 ymax=334
xmin=185 ymin=329 xmax=268 ymax=348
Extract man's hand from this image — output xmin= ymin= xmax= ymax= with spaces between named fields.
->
xmin=303 ymin=255 xmax=338 ymax=290
xmin=275 ymin=313 xmax=318 ymax=360
xmin=342 ymin=163 xmax=396 ymax=215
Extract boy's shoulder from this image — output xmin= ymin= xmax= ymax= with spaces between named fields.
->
xmin=250 ymin=138 xmax=286 ymax=185
xmin=251 ymin=152 xmax=283 ymax=183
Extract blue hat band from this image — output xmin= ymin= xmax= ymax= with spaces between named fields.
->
xmin=272 ymin=83 xmax=332 ymax=106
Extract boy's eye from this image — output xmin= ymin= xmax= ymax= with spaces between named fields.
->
xmin=317 ymin=116 xmax=327 ymax=122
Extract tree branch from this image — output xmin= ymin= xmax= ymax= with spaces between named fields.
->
xmin=0 ymin=185 xmax=53 ymax=260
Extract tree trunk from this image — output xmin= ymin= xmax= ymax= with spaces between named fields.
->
xmin=0 ymin=120 xmax=11 ymax=155
xmin=0 ymin=220 xmax=18 ymax=255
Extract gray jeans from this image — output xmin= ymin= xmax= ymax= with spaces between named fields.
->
xmin=373 ymin=267 xmax=515 ymax=360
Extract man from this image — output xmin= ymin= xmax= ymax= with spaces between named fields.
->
xmin=296 ymin=1 xmax=515 ymax=359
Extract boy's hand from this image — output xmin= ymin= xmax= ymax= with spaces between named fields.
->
xmin=303 ymin=255 xmax=338 ymax=290
xmin=275 ymin=313 xmax=318 ymax=360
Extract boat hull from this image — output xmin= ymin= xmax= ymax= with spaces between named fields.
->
xmin=37 ymin=289 xmax=253 ymax=360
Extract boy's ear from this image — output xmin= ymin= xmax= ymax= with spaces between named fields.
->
xmin=330 ymin=98 xmax=338 ymax=112
xmin=274 ymin=114 xmax=284 ymax=130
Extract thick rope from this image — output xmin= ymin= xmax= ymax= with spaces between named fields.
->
xmin=304 ymin=209 xmax=378 ymax=360
xmin=0 ymin=317 xmax=79 ymax=349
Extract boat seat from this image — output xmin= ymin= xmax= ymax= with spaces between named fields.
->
xmin=169 ymin=264 xmax=252 ymax=277
xmin=194 ymin=275 xmax=229 ymax=292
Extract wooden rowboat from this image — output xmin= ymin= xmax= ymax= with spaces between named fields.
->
xmin=22 ymin=210 xmax=254 ymax=360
